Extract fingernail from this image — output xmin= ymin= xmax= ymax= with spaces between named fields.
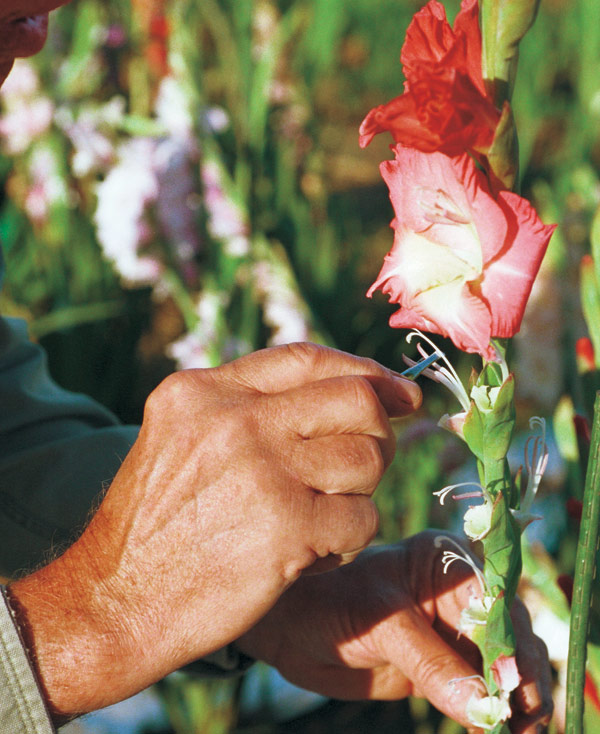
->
xmin=393 ymin=374 xmax=422 ymax=404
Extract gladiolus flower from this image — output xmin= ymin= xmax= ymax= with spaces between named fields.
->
xmin=359 ymin=0 xmax=500 ymax=156
xmin=367 ymin=146 xmax=555 ymax=360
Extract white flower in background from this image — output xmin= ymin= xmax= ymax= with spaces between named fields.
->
xmin=155 ymin=76 xmax=194 ymax=139
xmin=201 ymin=159 xmax=250 ymax=251
xmin=55 ymin=97 xmax=124 ymax=177
xmin=94 ymin=137 xmax=163 ymax=285
xmin=202 ymin=106 xmax=230 ymax=134
xmin=166 ymin=290 xmax=225 ymax=370
xmin=253 ymin=258 xmax=311 ymax=346
xmin=0 ymin=60 xmax=53 ymax=154
xmin=252 ymin=0 xmax=279 ymax=61
xmin=24 ymin=147 xmax=68 ymax=225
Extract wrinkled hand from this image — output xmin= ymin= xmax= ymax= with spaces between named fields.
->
xmin=237 ymin=530 xmax=553 ymax=734
xmin=8 ymin=343 xmax=420 ymax=719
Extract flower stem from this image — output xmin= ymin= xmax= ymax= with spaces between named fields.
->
xmin=565 ymin=391 xmax=600 ymax=733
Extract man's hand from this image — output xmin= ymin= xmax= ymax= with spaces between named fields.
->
xmin=236 ymin=530 xmax=553 ymax=734
xmin=8 ymin=343 xmax=420 ymax=719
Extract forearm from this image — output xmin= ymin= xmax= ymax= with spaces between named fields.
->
xmin=6 ymin=532 xmax=142 ymax=721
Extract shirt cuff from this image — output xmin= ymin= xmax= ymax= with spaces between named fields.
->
xmin=0 ymin=585 xmax=55 ymax=733
xmin=183 ymin=644 xmax=255 ymax=679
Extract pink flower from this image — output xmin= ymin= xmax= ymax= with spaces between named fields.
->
xmin=491 ymin=655 xmax=521 ymax=695
xmin=359 ymin=0 xmax=500 ymax=156
xmin=367 ymin=146 xmax=555 ymax=360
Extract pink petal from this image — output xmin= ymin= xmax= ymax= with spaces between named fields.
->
xmin=479 ymin=191 xmax=555 ymax=337
xmin=491 ymin=655 xmax=521 ymax=694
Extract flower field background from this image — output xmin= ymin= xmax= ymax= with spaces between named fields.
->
xmin=2 ymin=0 xmax=600 ymax=732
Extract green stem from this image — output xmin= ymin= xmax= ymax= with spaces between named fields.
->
xmin=565 ymin=391 xmax=600 ymax=734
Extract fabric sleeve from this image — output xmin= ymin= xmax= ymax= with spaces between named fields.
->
xmin=0 ymin=586 xmax=55 ymax=734
xmin=0 ymin=317 xmax=139 ymax=578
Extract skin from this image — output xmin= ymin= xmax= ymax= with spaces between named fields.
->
xmin=0 ymin=4 xmax=553 ymax=732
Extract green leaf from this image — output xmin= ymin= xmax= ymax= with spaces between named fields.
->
xmin=482 ymin=492 xmax=522 ymax=603
xmin=484 ymin=594 xmax=517 ymax=678
xmin=580 ymin=256 xmax=600 ymax=364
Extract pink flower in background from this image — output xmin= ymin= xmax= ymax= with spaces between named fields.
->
xmin=0 ymin=60 xmax=53 ymax=154
xmin=359 ymin=0 xmax=499 ymax=157
xmin=367 ymin=146 xmax=555 ymax=360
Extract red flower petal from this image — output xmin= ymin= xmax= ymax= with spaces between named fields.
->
xmin=453 ymin=0 xmax=485 ymax=95
xmin=360 ymin=0 xmax=496 ymax=155
xmin=401 ymin=1 xmax=456 ymax=80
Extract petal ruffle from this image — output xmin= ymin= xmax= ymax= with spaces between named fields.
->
xmin=480 ymin=191 xmax=555 ymax=337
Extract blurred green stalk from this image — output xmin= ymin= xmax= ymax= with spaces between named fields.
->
xmin=566 ymin=392 xmax=600 ymax=733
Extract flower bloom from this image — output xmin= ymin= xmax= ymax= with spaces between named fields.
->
xmin=367 ymin=146 xmax=555 ymax=360
xmin=359 ymin=0 xmax=500 ymax=156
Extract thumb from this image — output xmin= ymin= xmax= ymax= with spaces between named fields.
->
xmin=382 ymin=610 xmax=486 ymax=729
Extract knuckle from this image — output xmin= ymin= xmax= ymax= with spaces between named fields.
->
xmin=360 ymin=437 xmax=385 ymax=479
xmin=361 ymin=498 xmax=380 ymax=541
xmin=144 ymin=371 xmax=189 ymax=417
xmin=282 ymin=341 xmax=329 ymax=373
xmin=347 ymin=375 xmax=380 ymax=414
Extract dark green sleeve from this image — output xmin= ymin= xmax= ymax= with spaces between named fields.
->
xmin=0 ymin=317 xmax=138 ymax=577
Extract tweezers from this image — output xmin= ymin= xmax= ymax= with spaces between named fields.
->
xmin=399 ymin=351 xmax=442 ymax=380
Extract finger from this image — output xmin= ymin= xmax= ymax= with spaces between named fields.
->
xmin=292 ymin=434 xmax=387 ymax=495
xmin=273 ymin=375 xmax=396 ymax=465
xmin=377 ymin=609 xmax=487 ymax=728
xmin=510 ymin=601 xmax=553 ymax=733
xmin=221 ymin=342 xmax=421 ymax=415
xmin=308 ymin=492 xmax=379 ymax=562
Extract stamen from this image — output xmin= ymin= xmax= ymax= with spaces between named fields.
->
xmin=433 ymin=482 xmax=484 ymax=506
xmin=434 ymin=535 xmax=491 ymax=597
xmin=405 ymin=330 xmax=471 ymax=411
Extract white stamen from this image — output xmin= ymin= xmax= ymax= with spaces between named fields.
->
xmin=405 ymin=330 xmax=471 ymax=411
xmin=434 ymin=535 xmax=491 ymax=598
xmin=433 ymin=482 xmax=484 ymax=506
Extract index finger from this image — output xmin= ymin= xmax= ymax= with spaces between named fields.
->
xmin=220 ymin=342 xmax=422 ymax=416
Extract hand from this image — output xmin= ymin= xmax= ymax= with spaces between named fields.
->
xmin=7 ymin=342 xmax=421 ymax=719
xmin=236 ymin=530 xmax=553 ymax=734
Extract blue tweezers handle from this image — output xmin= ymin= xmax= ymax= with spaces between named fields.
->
xmin=399 ymin=351 xmax=441 ymax=380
